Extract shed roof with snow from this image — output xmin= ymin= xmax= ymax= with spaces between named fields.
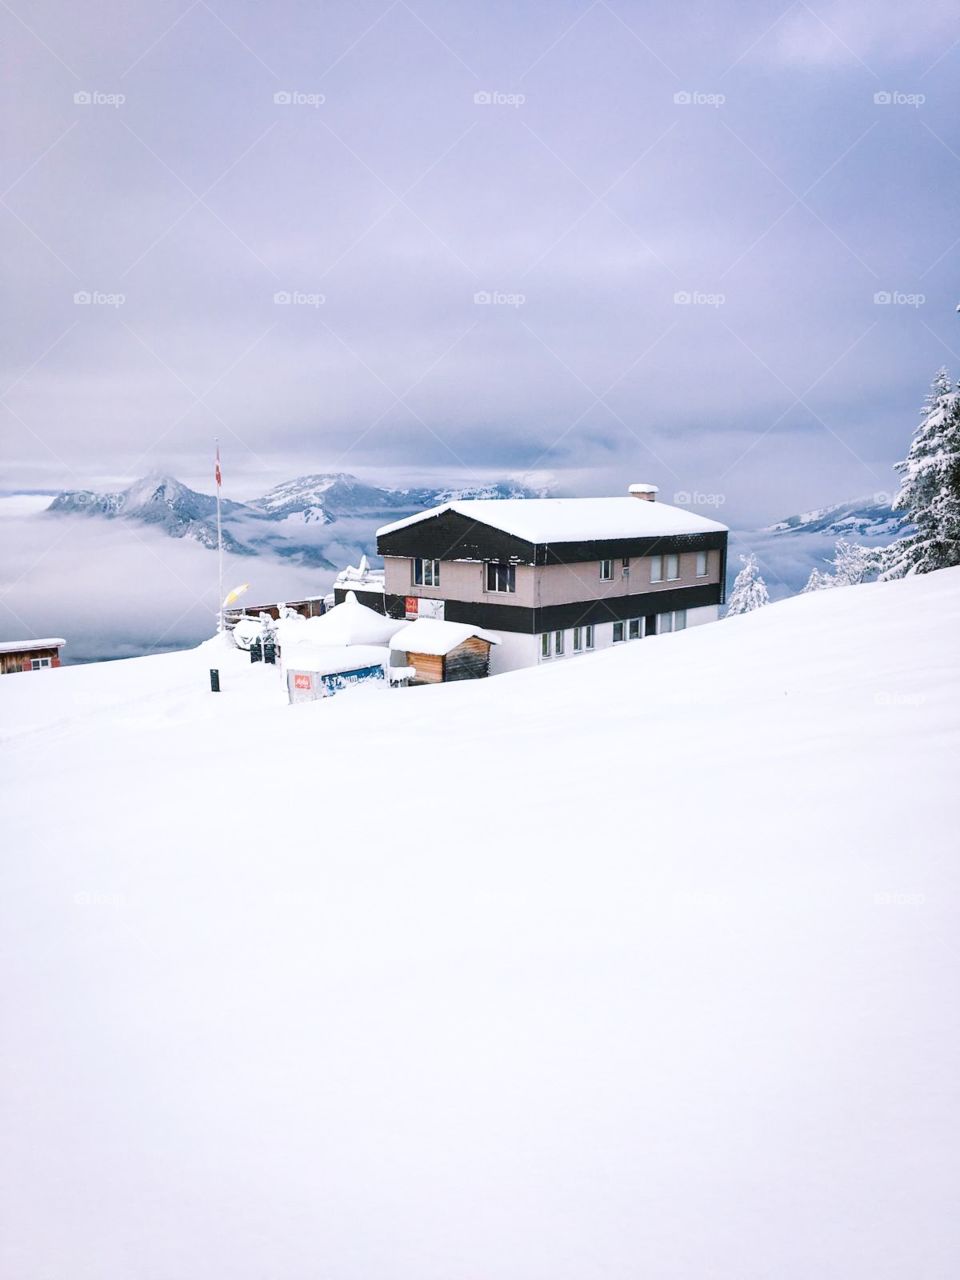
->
xmin=389 ymin=619 xmax=500 ymax=656
xmin=0 ymin=638 xmax=66 ymax=654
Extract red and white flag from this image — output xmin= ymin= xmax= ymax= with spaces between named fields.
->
xmin=215 ymin=445 xmax=222 ymax=489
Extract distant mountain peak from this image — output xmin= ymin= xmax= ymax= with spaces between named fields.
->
xmin=761 ymin=495 xmax=911 ymax=540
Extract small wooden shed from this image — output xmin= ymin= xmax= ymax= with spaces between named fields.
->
xmin=389 ymin=619 xmax=500 ymax=685
xmin=0 ymin=638 xmax=66 ymax=675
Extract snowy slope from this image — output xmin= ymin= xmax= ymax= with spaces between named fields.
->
xmin=1 ymin=571 xmax=959 ymax=1279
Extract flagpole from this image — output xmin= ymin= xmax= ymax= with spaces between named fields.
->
xmin=215 ymin=439 xmax=224 ymax=636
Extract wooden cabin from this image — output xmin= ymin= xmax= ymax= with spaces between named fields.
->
xmin=388 ymin=619 xmax=499 ymax=685
xmin=0 ymin=638 xmax=66 ymax=674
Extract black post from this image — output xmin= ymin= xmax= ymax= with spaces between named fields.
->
xmin=210 ymin=668 xmax=220 ymax=693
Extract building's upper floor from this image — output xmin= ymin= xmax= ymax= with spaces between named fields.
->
xmin=376 ymin=486 xmax=728 ymax=610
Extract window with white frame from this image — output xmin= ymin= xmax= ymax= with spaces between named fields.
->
xmin=666 ymin=553 xmax=680 ymax=580
xmin=621 ymin=557 xmax=630 ymax=575
xmin=486 ymin=562 xmax=516 ymax=593
xmin=554 ymin=630 xmax=565 ymax=655
xmin=649 ymin=555 xmax=663 ymax=583
xmin=655 ymin=609 xmax=688 ymax=634
xmin=573 ymin=627 xmax=583 ymax=652
xmin=30 ymin=657 xmax=52 ymax=670
xmin=585 ymin=625 xmax=595 ymax=649
xmin=696 ymin=550 xmax=708 ymax=577
xmin=600 ymin=558 xmax=613 ymax=580
xmin=628 ymin=618 xmax=640 ymax=640
xmin=612 ymin=621 xmax=625 ymax=642
xmin=413 ymin=557 xmax=440 ymax=587
xmin=540 ymin=632 xmax=551 ymax=659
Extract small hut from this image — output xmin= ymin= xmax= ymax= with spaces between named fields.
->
xmin=0 ymin=638 xmax=66 ymax=674
xmin=389 ymin=619 xmax=500 ymax=685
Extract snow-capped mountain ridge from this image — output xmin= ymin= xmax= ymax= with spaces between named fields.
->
xmin=761 ymin=494 xmax=912 ymax=539
xmin=46 ymin=471 xmax=554 ymax=565
xmin=48 ymin=473 xmax=252 ymax=553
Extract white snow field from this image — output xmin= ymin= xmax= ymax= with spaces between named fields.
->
xmin=1 ymin=570 xmax=959 ymax=1279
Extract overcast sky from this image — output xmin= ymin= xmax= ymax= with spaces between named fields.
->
xmin=3 ymin=0 xmax=958 ymax=523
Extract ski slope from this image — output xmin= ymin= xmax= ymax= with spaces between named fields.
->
xmin=2 ymin=570 xmax=959 ymax=1278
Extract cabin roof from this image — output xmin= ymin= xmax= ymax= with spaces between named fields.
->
xmin=0 ymin=638 xmax=65 ymax=653
xmin=389 ymin=618 xmax=501 ymax=656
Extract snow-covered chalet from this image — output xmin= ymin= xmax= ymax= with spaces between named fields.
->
xmin=375 ymin=484 xmax=729 ymax=674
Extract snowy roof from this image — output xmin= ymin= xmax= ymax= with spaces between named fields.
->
xmin=0 ymin=638 xmax=65 ymax=653
xmin=389 ymin=618 xmax=501 ymax=656
xmin=294 ymin=592 xmax=403 ymax=646
xmin=285 ymin=644 xmax=389 ymax=675
xmin=377 ymin=496 xmax=727 ymax=542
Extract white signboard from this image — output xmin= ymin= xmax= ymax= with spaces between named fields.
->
xmin=417 ymin=597 xmax=445 ymax=620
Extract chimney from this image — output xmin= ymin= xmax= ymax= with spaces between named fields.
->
xmin=628 ymin=483 xmax=658 ymax=502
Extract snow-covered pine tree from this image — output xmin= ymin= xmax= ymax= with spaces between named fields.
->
xmin=883 ymin=368 xmax=960 ymax=577
xmin=802 ymin=566 xmax=836 ymax=592
xmin=830 ymin=539 xmax=877 ymax=585
xmin=725 ymin=553 xmax=770 ymax=616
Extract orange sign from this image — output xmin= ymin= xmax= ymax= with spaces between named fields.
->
xmin=293 ymin=673 xmax=312 ymax=690
xmin=405 ymin=595 xmax=418 ymax=618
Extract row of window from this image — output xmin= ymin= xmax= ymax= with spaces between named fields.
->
xmin=541 ymin=625 xmax=595 ymax=658
xmin=603 ymin=552 xmax=709 ymax=583
xmin=539 ymin=612 xmax=687 ymax=659
xmin=415 ymin=552 xmax=710 ymax=590
xmin=612 ymin=610 xmax=687 ymax=642
xmin=414 ymin=558 xmax=519 ymax=592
